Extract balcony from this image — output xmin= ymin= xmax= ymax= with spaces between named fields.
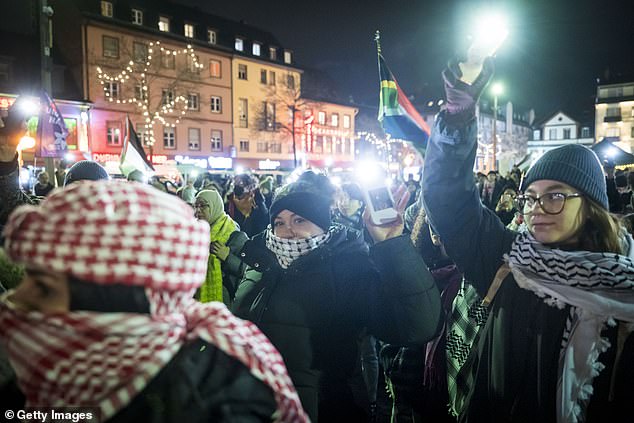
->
xmin=604 ymin=115 xmax=622 ymax=123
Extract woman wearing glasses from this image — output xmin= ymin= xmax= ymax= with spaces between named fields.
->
xmin=422 ymin=54 xmax=634 ymax=422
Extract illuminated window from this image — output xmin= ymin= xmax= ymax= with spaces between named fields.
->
xmin=134 ymin=84 xmax=147 ymax=101
xmin=133 ymin=42 xmax=147 ymax=63
xmin=210 ymin=96 xmax=222 ymax=113
xmin=343 ymin=114 xmax=351 ymax=129
xmin=102 ymin=36 xmax=119 ymax=58
xmin=238 ymin=98 xmax=248 ymax=128
xmin=101 ymin=1 xmax=113 ymax=17
xmin=264 ymin=102 xmax=276 ymax=130
xmin=260 ymin=69 xmax=267 ymax=84
xmin=106 ymin=121 xmax=121 ymax=145
xmin=235 ymin=38 xmax=244 ymax=51
xmin=104 ymin=82 xmax=119 ymax=100
xmin=209 ymin=60 xmax=221 ymax=78
xmin=161 ymin=49 xmax=175 ymax=69
xmin=158 ymin=16 xmax=170 ymax=32
xmin=253 ymin=42 xmax=261 ymax=56
xmin=188 ymin=128 xmax=200 ymax=150
xmin=318 ymin=111 xmax=326 ymax=125
xmin=269 ymin=47 xmax=277 ymax=60
xmin=239 ymin=140 xmax=249 ymax=151
xmin=283 ymin=50 xmax=292 ymax=64
xmin=210 ymin=130 xmax=222 ymax=151
xmin=131 ymin=9 xmax=143 ymax=25
xmin=163 ymin=127 xmax=175 ymax=149
xmin=184 ymin=23 xmax=194 ymax=38
xmin=187 ymin=93 xmax=199 ymax=111
xmin=161 ymin=89 xmax=174 ymax=106
xmin=186 ymin=55 xmax=200 ymax=73
xmin=136 ymin=123 xmax=151 ymax=145
xmin=331 ymin=113 xmax=339 ymax=127
xmin=207 ymin=29 xmax=217 ymax=44
xmin=238 ymin=64 xmax=247 ymax=80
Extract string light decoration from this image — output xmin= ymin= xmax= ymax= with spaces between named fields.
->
xmin=96 ymin=42 xmax=204 ymax=150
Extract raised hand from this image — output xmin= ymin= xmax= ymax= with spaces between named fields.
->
xmin=442 ymin=56 xmax=494 ymax=117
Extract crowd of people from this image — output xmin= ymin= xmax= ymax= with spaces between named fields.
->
xmin=0 ymin=52 xmax=633 ymax=423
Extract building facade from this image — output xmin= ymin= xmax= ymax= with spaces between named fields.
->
xmin=528 ymin=111 xmax=594 ymax=166
xmin=595 ymin=81 xmax=634 ymax=152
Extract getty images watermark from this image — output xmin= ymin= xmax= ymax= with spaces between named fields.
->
xmin=4 ymin=407 xmax=101 ymax=423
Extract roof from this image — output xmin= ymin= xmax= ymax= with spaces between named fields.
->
xmin=590 ymin=138 xmax=634 ymax=166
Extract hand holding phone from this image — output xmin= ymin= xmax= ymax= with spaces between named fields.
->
xmin=363 ymin=184 xmax=399 ymax=226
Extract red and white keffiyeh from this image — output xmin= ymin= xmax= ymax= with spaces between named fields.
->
xmin=1 ymin=181 xmax=308 ymax=422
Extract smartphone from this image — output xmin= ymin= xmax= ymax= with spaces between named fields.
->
xmin=363 ymin=184 xmax=398 ymax=225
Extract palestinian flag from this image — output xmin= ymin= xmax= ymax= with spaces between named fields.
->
xmin=378 ymin=54 xmax=430 ymax=153
xmin=119 ymin=117 xmax=154 ymax=177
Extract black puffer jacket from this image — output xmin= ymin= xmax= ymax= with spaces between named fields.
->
xmin=232 ymin=226 xmax=441 ymax=422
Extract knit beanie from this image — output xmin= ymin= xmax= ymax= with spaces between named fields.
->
xmin=521 ymin=144 xmax=608 ymax=210
xmin=270 ymin=181 xmax=332 ymax=231
xmin=64 ymin=160 xmax=110 ymax=186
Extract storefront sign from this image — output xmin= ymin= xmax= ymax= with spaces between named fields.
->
xmin=0 ymin=96 xmax=17 ymax=109
xmin=92 ymin=152 xmax=120 ymax=163
xmin=258 ymin=159 xmax=281 ymax=170
xmin=208 ymin=157 xmax=233 ymax=169
xmin=175 ymin=155 xmax=208 ymax=168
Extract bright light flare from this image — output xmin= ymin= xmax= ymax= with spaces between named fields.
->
xmin=64 ymin=153 xmax=76 ymax=163
xmin=471 ymin=11 xmax=509 ymax=58
xmin=330 ymin=175 xmax=342 ymax=186
xmin=17 ymin=135 xmax=36 ymax=151
xmin=18 ymin=98 xmax=39 ymax=116
xmin=235 ymin=166 xmax=245 ymax=175
xmin=354 ymin=161 xmax=386 ymax=186
xmin=607 ymin=147 xmax=619 ymax=158
xmin=491 ymin=82 xmax=504 ymax=96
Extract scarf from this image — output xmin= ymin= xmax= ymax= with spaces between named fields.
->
xmin=265 ymin=225 xmax=333 ymax=269
xmin=0 ymin=291 xmax=308 ymax=422
xmin=200 ymin=214 xmax=238 ymax=303
xmin=507 ymin=231 xmax=634 ymax=423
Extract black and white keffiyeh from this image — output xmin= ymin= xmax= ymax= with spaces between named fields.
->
xmin=265 ymin=226 xmax=334 ymax=269
xmin=507 ymin=231 xmax=634 ymax=423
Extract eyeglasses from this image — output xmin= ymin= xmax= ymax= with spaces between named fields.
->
xmin=515 ymin=192 xmax=582 ymax=215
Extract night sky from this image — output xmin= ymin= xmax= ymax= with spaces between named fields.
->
xmin=176 ymin=0 xmax=634 ymax=124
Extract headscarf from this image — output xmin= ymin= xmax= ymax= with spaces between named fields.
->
xmin=196 ymin=189 xmax=239 ymax=302
xmin=0 ymin=181 xmax=307 ymax=422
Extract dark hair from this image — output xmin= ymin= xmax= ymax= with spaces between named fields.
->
xmin=576 ymin=198 xmax=625 ymax=254
xmin=341 ymin=182 xmax=364 ymax=202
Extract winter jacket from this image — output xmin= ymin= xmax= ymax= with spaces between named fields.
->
xmin=232 ymin=226 xmax=441 ymax=422
xmin=0 ymin=339 xmax=276 ymax=423
xmin=422 ymin=111 xmax=634 ymax=422
xmin=221 ymin=230 xmax=249 ymax=306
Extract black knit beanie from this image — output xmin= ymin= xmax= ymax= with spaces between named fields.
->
xmin=521 ymin=144 xmax=608 ymax=210
xmin=270 ymin=190 xmax=332 ymax=231
xmin=64 ymin=160 xmax=109 ymax=186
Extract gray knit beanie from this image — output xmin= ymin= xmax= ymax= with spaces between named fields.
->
xmin=63 ymin=160 xmax=110 ymax=186
xmin=521 ymin=144 xmax=608 ymax=210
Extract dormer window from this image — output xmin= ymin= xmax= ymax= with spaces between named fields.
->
xmin=235 ymin=38 xmax=244 ymax=51
xmin=131 ymin=9 xmax=143 ymax=25
xmin=252 ymin=42 xmax=261 ymax=56
xmin=207 ymin=29 xmax=217 ymax=44
xmin=283 ymin=50 xmax=292 ymax=64
xmin=269 ymin=47 xmax=277 ymax=60
xmin=101 ymin=1 xmax=113 ymax=17
xmin=184 ymin=23 xmax=194 ymax=38
xmin=159 ymin=16 xmax=170 ymax=32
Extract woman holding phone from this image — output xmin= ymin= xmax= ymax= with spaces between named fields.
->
xmin=232 ymin=173 xmax=441 ymax=422
xmin=422 ymin=54 xmax=634 ymax=422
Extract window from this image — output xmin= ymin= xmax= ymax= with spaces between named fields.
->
xmin=563 ymin=128 xmax=571 ymax=139
xmin=343 ymin=114 xmax=351 ymax=129
xmin=161 ymin=49 xmax=175 ymax=69
xmin=238 ymin=98 xmax=248 ymax=128
xmin=269 ymin=71 xmax=276 ymax=86
xmin=238 ymin=64 xmax=247 ymax=80
xmin=158 ymin=16 xmax=170 ymax=32
xmin=318 ymin=111 xmax=326 ymax=125
xmin=315 ymin=136 xmax=323 ymax=153
xmin=345 ymin=139 xmax=352 ymax=154
xmin=533 ymin=129 xmax=541 ymax=140
xmin=606 ymin=106 xmax=620 ymax=118
xmin=331 ymin=113 xmax=339 ymax=127
xmin=239 ymin=139 xmax=249 ymax=152
xmin=131 ymin=9 xmax=143 ymax=25
xmin=606 ymin=127 xmax=620 ymax=137
xmin=210 ymin=96 xmax=222 ymax=113
xmin=211 ymin=130 xmax=222 ymax=151
xmin=252 ymin=42 xmax=261 ymax=56
xmin=548 ymin=128 xmax=557 ymax=140
xmin=162 ymin=89 xmax=174 ymax=106
xmin=184 ymin=23 xmax=194 ymax=38
xmin=209 ymin=60 xmax=221 ymax=78
xmin=136 ymin=123 xmax=151 ymax=146
xmin=581 ymin=127 xmax=590 ymax=138
xmin=186 ymin=55 xmax=200 ymax=73
xmin=101 ymin=1 xmax=113 ymax=17
xmin=104 ymin=82 xmax=119 ymax=100
xmin=106 ymin=121 xmax=121 ymax=145
xmin=102 ymin=36 xmax=119 ymax=58
xmin=283 ymin=50 xmax=292 ymax=64
xmin=257 ymin=142 xmax=267 ymax=153
xmin=335 ymin=138 xmax=343 ymax=154
xmin=163 ymin=127 xmax=176 ymax=149
xmin=133 ymin=42 xmax=148 ymax=63
xmin=324 ymin=137 xmax=332 ymax=153
xmin=235 ymin=38 xmax=244 ymax=51
xmin=264 ymin=102 xmax=276 ymax=130
xmin=286 ymin=74 xmax=295 ymax=89
xmin=207 ymin=29 xmax=217 ymax=44
xmin=269 ymin=47 xmax=277 ymax=60
xmin=270 ymin=143 xmax=281 ymax=154
xmin=260 ymin=69 xmax=267 ymax=84
xmin=134 ymin=84 xmax=147 ymax=101
xmin=188 ymin=128 xmax=200 ymax=150
xmin=631 ymin=127 xmax=634 ymax=138
xmin=187 ymin=93 xmax=199 ymax=111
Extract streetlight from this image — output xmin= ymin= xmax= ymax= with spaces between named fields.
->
xmin=491 ymin=82 xmax=503 ymax=171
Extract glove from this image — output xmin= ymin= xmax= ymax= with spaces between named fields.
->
xmin=442 ymin=56 xmax=494 ymax=119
